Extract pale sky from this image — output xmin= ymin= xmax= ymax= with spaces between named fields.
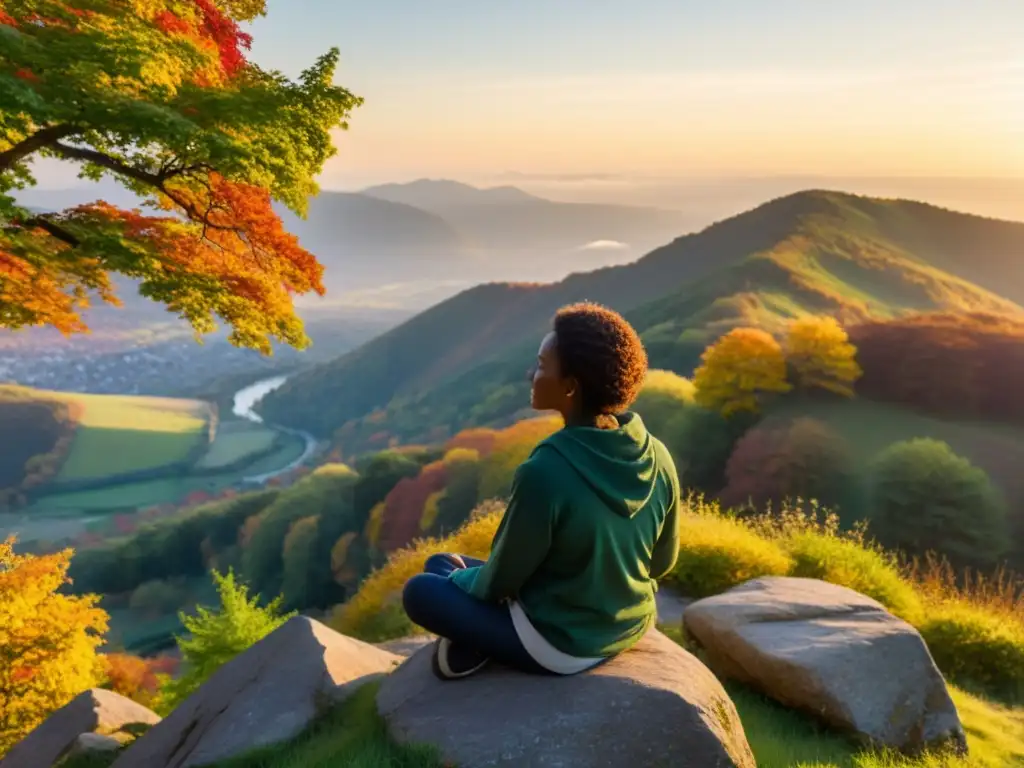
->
xmin=242 ymin=0 xmax=1023 ymax=187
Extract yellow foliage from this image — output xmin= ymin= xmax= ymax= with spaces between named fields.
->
xmin=478 ymin=415 xmax=563 ymax=499
xmin=785 ymin=315 xmax=863 ymax=397
xmin=442 ymin=447 xmax=481 ymax=465
xmin=331 ymin=504 xmax=502 ymax=640
xmin=693 ymin=327 xmax=792 ymax=417
xmin=365 ymin=502 xmax=386 ymax=549
xmin=420 ymin=490 xmax=446 ymax=531
xmin=330 ymin=532 xmax=359 ymax=586
xmin=642 ymin=369 xmax=696 ymax=402
xmin=669 ymin=501 xmax=793 ymax=596
xmin=0 ymin=537 xmax=108 ymax=756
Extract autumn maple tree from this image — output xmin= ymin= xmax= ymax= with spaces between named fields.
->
xmin=693 ymin=327 xmax=792 ymax=417
xmin=784 ymin=315 xmax=862 ymax=397
xmin=0 ymin=1 xmax=361 ymax=351
xmin=0 ymin=536 xmax=108 ymax=755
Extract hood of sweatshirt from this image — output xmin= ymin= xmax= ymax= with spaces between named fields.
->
xmin=540 ymin=411 xmax=658 ymax=518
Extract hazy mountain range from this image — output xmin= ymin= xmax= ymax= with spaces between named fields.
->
xmin=257 ymin=189 xmax=1024 ymax=447
xmin=12 ymin=179 xmax=692 ymax=332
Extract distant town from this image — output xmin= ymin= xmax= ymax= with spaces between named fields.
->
xmin=0 ymin=337 xmax=297 ymax=398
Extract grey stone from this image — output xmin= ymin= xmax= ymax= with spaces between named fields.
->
xmin=683 ymin=576 xmax=967 ymax=755
xmin=377 ymin=628 xmax=755 ymax=767
xmin=0 ymin=689 xmax=159 ymax=768
xmin=376 ymin=634 xmax=436 ymax=658
xmin=112 ymin=616 xmax=401 ymax=768
xmin=65 ymin=732 xmax=128 ymax=759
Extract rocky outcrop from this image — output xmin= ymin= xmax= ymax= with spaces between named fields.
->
xmin=112 ymin=616 xmax=401 ymax=768
xmin=375 ymin=635 xmax=435 ymax=658
xmin=0 ymin=688 xmax=159 ymax=768
xmin=64 ymin=732 xmax=129 ymax=761
xmin=377 ymin=628 xmax=756 ymax=767
xmin=683 ymin=576 xmax=967 ymax=755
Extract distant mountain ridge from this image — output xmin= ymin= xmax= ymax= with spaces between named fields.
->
xmin=362 ymin=178 xmax=541 ymax=207
xmin=257 ymin=190 xmax=1024 ymax=446
xmin=359 ymin=179 xmax=691 ymax=274
xmin=13 ymin=180 xmax=691 ymax=339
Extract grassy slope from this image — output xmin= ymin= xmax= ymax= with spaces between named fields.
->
xmin=762 ymin=399 xmax=1024 ymax=473
xmin=260 ymin=190 xmax=1024 ymax=446
xmin=54 ymin=392 xmax=211 ymax=480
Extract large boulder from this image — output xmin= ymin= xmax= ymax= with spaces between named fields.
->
xmin=683 ymin=577 xmax=966 ymax=755
xmin=113 ymin=616 xmax=401 ymax=768
xmin=0 ymin=689 xmax=159 ymax=768
xmin=377 ymin=628 xmax=756 ymax=767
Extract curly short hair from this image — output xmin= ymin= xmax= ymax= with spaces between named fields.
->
xmin=552 ymin=302 xmax=648 ymax=415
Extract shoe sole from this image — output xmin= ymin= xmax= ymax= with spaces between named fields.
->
xmin=432 ymin=638 xmax=490 ymax=680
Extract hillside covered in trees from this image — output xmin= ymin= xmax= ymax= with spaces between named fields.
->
xmin=259 ymin=190 xmax=1024 ymax=450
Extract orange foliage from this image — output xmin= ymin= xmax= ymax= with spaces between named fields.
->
xmin=103 ymin=653 xmax=178 ymax=709
xmin=376 ymin=461 xmax=449 ymax=553
xmin=478 ymin=415 xmax=563 ymax=499
xmin=0 ymin=249 xmax=93 ymax=334
xmin=445 ymin=427 xmax=500 ymax=457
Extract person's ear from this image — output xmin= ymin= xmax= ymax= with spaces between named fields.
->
xmin=564 ymin=376 xmax=579 ymax=400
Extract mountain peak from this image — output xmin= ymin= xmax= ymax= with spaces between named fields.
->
xmin=361 ymin=179 xmax=540 ymax=207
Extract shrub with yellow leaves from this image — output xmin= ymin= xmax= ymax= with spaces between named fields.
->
xmin=0 ymin=537 xmax=108 ymax=756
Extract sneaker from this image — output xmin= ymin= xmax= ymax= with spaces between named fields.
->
xmin=432 ymin=638 xmax=489 ymax=680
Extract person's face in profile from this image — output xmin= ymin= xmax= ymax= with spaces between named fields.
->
xmin=529 ymin=331 xmax=576 ymax=416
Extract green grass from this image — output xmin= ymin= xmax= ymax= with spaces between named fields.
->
xmin=32 ymin=434 xmax=305 ymax=513
xmin=10 ymin=434 xmax=306 ymax=546
xmin=54 ymin=392 xmax=212 ymax=481
xmin=196 ymin=421 xmax=279 ymax=470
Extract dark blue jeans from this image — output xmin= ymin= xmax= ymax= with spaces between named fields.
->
xmin=402 ymin=553 xmax=549 ymax=675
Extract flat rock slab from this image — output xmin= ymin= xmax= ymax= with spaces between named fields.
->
xmin=684 ymin=577 xmax=966 ymax=755
xmin=113 ymin=616 xmax=401 ymax=768
xmin=0 ymin=689 xmax=159 ymax=768
xmin=377 ymin=628 xmax=755 ymax=768
xmin=376 ymin=635 xmax=436 ymax=658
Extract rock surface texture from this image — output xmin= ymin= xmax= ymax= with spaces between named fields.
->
xmin=683 ymin=576 xmax=967 ymax=755
xmin=377 ymin=628 xmax=756 ymax=767
xmin=112 ymin=616 xmax=401 ymax=768
xmin=0 ymin=688 xmax=160 ymax=768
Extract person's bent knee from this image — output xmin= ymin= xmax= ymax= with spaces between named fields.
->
xmin=402 ymin=573 xmax=438 ymax=626
xmin=423 ymin=552 xmax=464 ymax=575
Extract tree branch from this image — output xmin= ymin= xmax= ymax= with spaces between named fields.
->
xmin=27 ymin=216 xmax=80 ymax=247
xmin=0 ymin=124 xmax=80 ymax=173
xmin=51 ymin=141 xmax=167 ymax=187
xmin=49 ymin=142 xmax=234 ymax=232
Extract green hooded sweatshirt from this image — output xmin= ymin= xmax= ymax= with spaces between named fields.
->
xmin=449 ymin=411 xmax=680 ymax=658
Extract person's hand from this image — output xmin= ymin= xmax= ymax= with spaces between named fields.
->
xmin=448 ymin=554 xmax=468 ymax=569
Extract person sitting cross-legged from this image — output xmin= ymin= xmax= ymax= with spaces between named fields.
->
xmin=402 ymin=302 xmax=681 ymax=680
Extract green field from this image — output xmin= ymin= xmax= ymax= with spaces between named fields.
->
xmin=196 ymin=421 xmax=279 ymax=470
xmin=5 ymin=431 xmax=307 ymax=545
xmin=33 ymin=432 xmax=305 ymax=513
xmin=54 ymin=392 xmax=212 ymax=481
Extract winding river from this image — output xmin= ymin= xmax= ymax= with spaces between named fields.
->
xmin=231 ymin=375 xmax=318 ymax=483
